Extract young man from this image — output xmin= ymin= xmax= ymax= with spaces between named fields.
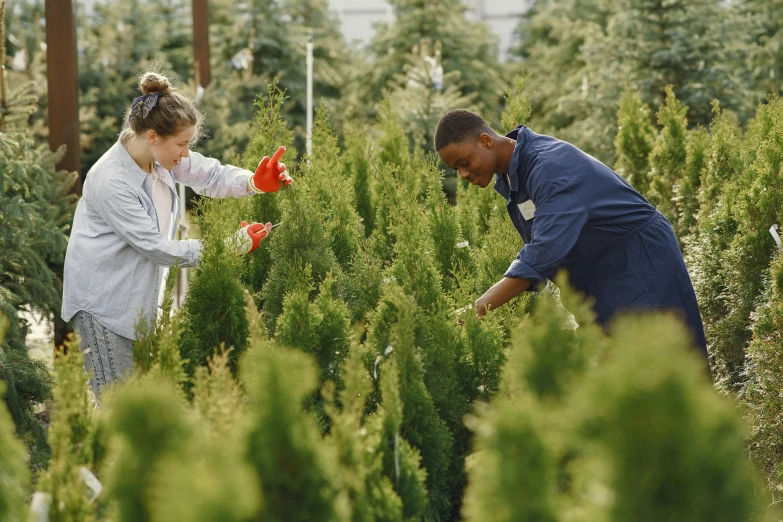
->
xmin=435 ymin=109 xmax=707 ymax=359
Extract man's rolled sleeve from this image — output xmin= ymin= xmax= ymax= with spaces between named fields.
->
xmin=504 ymin=258 xmax=547 ymax=287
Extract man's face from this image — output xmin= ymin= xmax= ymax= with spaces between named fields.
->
xmin=437 ymin=133 xmax=497 ymax=188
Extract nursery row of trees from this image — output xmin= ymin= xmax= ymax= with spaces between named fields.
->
xmin=2 ymin=82 xmax=780 ymax=521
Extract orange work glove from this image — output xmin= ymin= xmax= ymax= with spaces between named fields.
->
xmin=227 ymin=221 xmax=272 ymax=254
xmin=249 ymin=146 xmax=293 ymax=193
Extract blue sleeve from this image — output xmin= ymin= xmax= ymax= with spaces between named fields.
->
xmin=504 ymin=169 xmax=588 ymax=287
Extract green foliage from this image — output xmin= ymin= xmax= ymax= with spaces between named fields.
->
xmin=614 ymin=85 xmax=656 ymax=189
xmin=365 ymin=288 xmax=454 ymax=520
xmin=275 ymin=276 xmax=351 ymax=428
xmin=374 ymin=353 xmax=429 ymax=521
xmin=0 ymin=321 xmax=29 ymax=522
xmin=0 ymin=132 xmax=77 ymax=316
xmin=133 ymin=265 xmax=188 ymax=388
xmin=240 ymin=335 xmax=346 ymax=522
xmin=648 ymin=85 xmax=688 ymax=229
xmin=236 ymin=83 xmax=295 ymax=309
xmin=0 ymin=287 xmax=51 ymax=472
xmin=103 ymin=379 xmax=192 ymax=522
xmin=744 ymin=253 xmax=783 ymax=492
xmin=675 ymin=126 xmax=709 ymax=239
xmin=500 ymin=75 xmax=533 ymax=131
xmin=465 ymin=276 xmax=761 ymax=521
xmin=691 ymin=98 xmax=783 ymax=388
xmin=342 ymin=123 xmax=375 ymax=236
xmin=38 ymin=339 xmax=97 ymax=522
xmin=354 ymin=0 xmax=504 ymax=122
xmin=323 ymin=349 xmax=406 ymax=522
xmin=180 ymin=199 xmax=249 ymax=376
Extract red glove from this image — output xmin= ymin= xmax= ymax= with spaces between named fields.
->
xmin=249 ymin=146 xmax=293 ymax=193
xmin=229 ymin=221 xmax=272 ymax=254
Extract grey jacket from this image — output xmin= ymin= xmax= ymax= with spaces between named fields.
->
xmin=62 ymin=140 xmax=254 ymax=339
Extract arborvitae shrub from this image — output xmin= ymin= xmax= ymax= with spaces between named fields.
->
xmin=676 ymin=127 xmax=709 ymax=239
xmin=648 ymin=85 xmax=688 ymax=228
xmin=38 ymin=337 xmax=96 ymax=522
xmin=697 ymin=101 xmax=743 ymax=220
xmin=261 ymin=175 xmax=340 ymax=333
xmin=180 ymin=197 xmax=249 ymax=377
xmin=151 ymin=351 xmax=261 ymax=522
xmin=462 ymin=401 xmax=557 ymax=522
xmin=374 ymin=352 xmax=428 ymax=521
xmin=342 ymin=123 xmax=375 ymax=236
xmin=103 ymin=379 xmax=192 ymax=522
xmin=0 ymin=322 xmax=29 ymax=522
xmin=614 ymin=85 xmax=656 ymax=189
xmin=133 ymin=264 xmax=187 ymax=388
xmin=579 ymin=314 xmax=758 ymax=522
xmin=240 ymin=334 xmax=346 ymax=522
xmin=744 ymin=253 xmax=783 ymax=491
xmin=695 ymin=98 xmax=783 ymax=388
xmin=324 ymin=348 xmax=405 ymax=522
xmin=367 ymin=288 xmax=453 ymax=521
xmin=304 ymin=108 xmax=364 ymax=270
xmin=424 ymin=159 xmax=473 ymax=293
xmin=275 ymin=276 xmax=351 ymax=429
xmin=237 ymin=82 xmax=296 ymax=308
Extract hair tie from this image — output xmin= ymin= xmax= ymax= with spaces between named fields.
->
xmin=129 ymin=93 xmax=161 ymax=122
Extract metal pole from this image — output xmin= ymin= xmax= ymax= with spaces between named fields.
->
xmin=306 ymin=33 xmax=313 ymax=157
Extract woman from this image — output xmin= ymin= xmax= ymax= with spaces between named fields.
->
xmin=61 ymin=72 xmax=292 ymax=398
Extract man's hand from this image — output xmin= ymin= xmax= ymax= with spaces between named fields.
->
xmin=249 ymin=146 xmax=293 ymax=193
xmin=474 ymin=276 xmax=532 ymax=318
xmin=227 ymin=221 xmax=273 ymax=254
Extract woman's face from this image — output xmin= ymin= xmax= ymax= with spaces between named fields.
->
xmin=149 ymin=126 xmax=196 ymax=171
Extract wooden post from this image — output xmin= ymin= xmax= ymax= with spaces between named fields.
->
xmin=45 ymin=0 xmax=81 ymax=189
xmin=192 ymin=0 xmax=211 ymax=87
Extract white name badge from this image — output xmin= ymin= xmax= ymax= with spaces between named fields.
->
xmin=518 ymin=199 xmax=536 ymax=220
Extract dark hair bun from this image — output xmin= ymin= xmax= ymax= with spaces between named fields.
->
xmin=139 ymin=72 xmax=172 ymax=95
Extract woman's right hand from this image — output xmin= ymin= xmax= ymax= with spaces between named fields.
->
xmin=227 ymin=221 xmax=272 ymax=254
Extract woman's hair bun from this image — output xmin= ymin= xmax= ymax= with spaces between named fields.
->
xmin=139 ymin=72 xmax=172 ymax=95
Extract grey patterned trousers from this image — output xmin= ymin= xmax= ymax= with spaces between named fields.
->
xmin=73 ymin=310 xmax=134 ymax=400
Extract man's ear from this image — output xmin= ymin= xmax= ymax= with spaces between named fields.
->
xmin=479 ymin=132 xmax=493 ymax=150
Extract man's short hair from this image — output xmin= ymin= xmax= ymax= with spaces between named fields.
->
xmin=434 ymin=109 xmax=491 ymax=151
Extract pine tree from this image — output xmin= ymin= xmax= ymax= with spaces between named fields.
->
xmin=386 ymin=40 xmax=478 ymax=153
xmin=739 ymin=0 xmax=783 ymax=99
xmin=614 ymin=85 xmax=656 ymax=190
xmin=353 ymin=0 xmax=504 ymax=122
xmin=0 ymin=319 xmax=29 ymax=522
